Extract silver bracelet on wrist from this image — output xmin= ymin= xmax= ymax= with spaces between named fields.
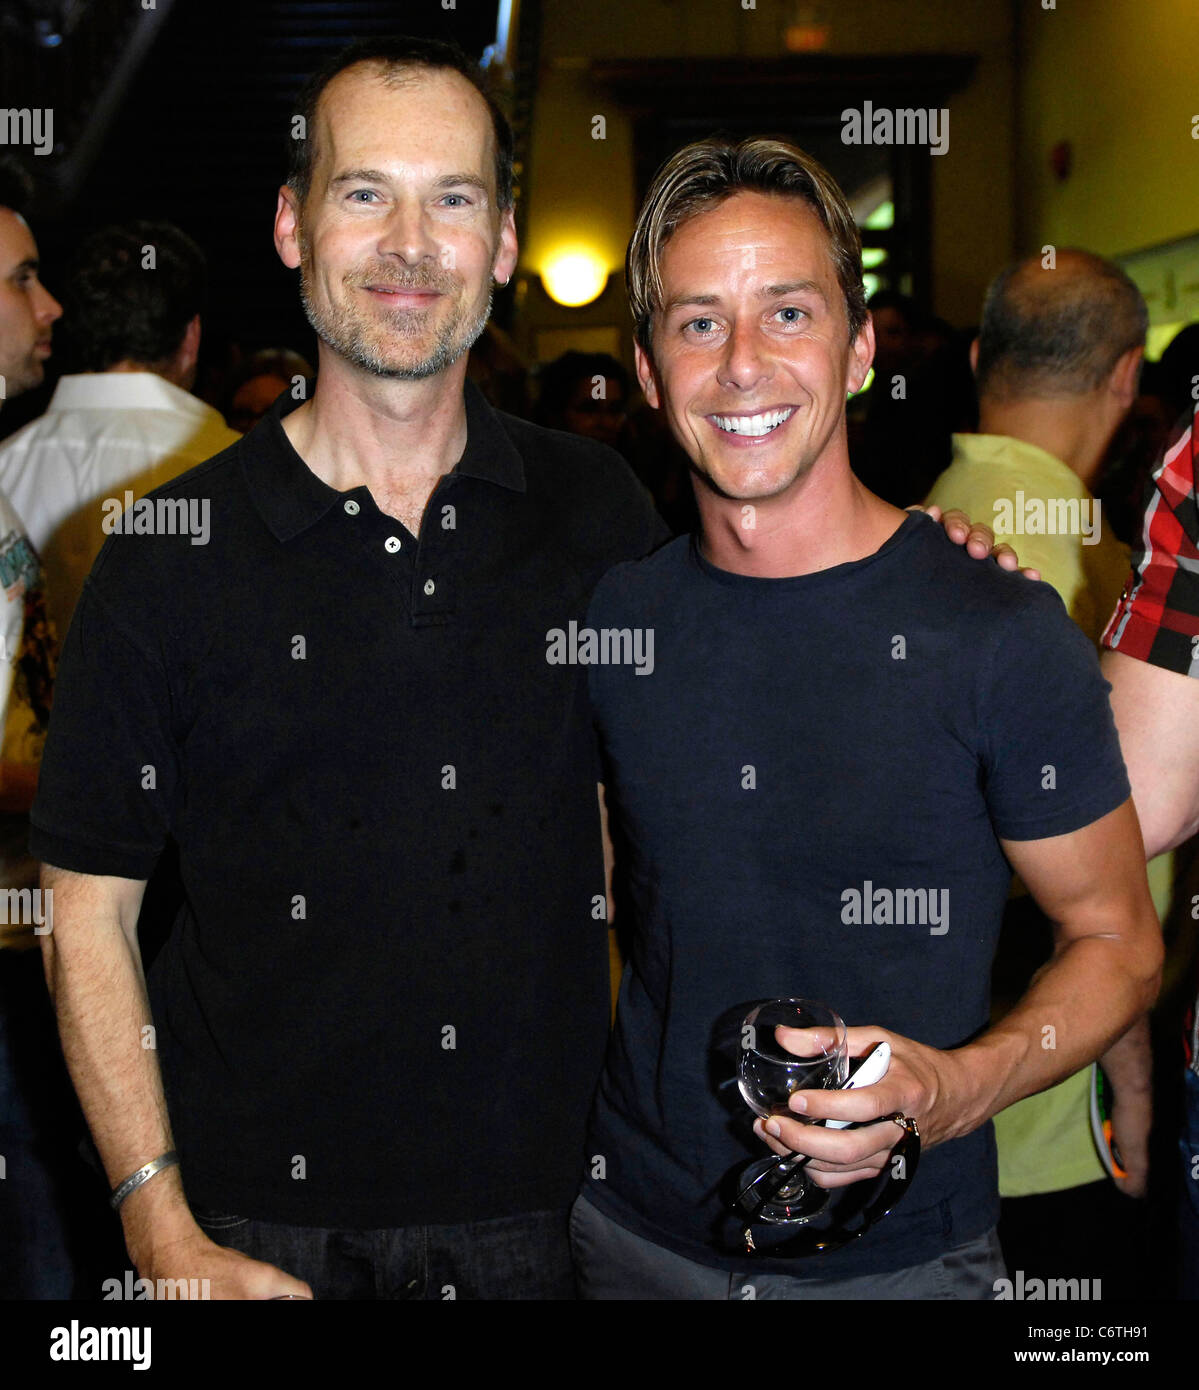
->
xmin=110 ymin=1151 xmax=179 ymax=1211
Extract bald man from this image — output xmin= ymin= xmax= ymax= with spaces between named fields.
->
xmin=926 ymin=249 xmax=1168 ymax=1291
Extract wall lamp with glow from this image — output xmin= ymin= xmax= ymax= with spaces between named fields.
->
xmin=539 ymin=247 xmax=610 ymax=307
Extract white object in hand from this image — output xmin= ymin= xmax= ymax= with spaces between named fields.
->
xmin=823 ymin=1040 xmax=891 ymax=1130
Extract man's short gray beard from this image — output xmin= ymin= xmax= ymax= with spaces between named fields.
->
xmin=299 ymin=277 xmax=493 ymax=381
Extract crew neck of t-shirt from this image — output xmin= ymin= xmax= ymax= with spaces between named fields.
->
xmin=687 ymin=507 xmax=927 ymax=589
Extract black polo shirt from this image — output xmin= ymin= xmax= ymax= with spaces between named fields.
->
xmin=30 ymin=381 xmax=667 ymax=1228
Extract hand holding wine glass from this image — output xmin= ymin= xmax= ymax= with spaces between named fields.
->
xmin=724 ymin=1003 xmax=919 ymax=1255
xmin=735 ymin=998 xmax=848 ymax=1223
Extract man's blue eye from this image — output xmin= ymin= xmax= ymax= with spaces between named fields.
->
xmin=778 ymin=306 xmax=803 ymax=322
xmin=691 ymin=318 xmax=713 ymax=333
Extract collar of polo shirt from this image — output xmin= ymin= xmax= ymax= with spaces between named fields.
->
xmin=242 ymin=379 xmax=527 ymax=544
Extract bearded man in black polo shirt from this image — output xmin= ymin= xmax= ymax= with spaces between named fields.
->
xmin=31 ymin=38 xmax=670 ymax=1301
xmin=33 ymin=41 xmax=1017 ymax=1301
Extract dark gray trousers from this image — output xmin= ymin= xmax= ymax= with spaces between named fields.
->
xmin=570 ymin=1194 xmax=1007 ymax=1300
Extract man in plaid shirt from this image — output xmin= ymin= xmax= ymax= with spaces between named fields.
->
xmin=1102 ymin=402 xmax=1199 ymax=1296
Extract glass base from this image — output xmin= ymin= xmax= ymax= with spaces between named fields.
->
xmin=720 ymin=1128 xmax=922 ymax=1257
xmin=737 ymin=1156 xmax=830 ymax=1224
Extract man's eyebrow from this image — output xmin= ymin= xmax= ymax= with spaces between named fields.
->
xmin=662 ymin=293 xmax=720 ymax=313
xmin=329 ymin=168 xmax=392 ymax=189
xmin=762 ymin=279 xmax=828 ymax=303
xmin=431 ymin=173 xmax=489 ymax=193
xmin=327 ymin=170 xmax=490 ymax=194
xmin=7 ymin=257 xmax=38 ymax=277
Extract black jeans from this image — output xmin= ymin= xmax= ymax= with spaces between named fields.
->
xmin=193 ymin=1203 xmax=577 ymax=1300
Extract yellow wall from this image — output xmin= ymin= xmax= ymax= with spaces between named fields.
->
xmin=1015 ymin=0 xmax=1199 ymax=257
xmin=520 ymin=0 xmax=1017 ymax=360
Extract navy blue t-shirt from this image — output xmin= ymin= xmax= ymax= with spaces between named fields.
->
xmin=583 ymin=511 xmax=1130 ymax=1280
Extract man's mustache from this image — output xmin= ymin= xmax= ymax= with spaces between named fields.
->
xmin=346 ymin=265 xmax=461 ymax=293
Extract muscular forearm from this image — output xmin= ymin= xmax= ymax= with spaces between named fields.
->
xmin=949 ymin=930 xmax=1161 ymax=1140
xmin=764 ymin=806 xmax=1164 ymax=1178
xmin=39 ymin=869 xmax=198 ymax=1263
xmin=1098 ymin=1014 xmax=1154 ymax=1194
xmin=1098 ymin=1014 xmax=1152 ymax=1097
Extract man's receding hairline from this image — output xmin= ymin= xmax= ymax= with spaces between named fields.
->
xmin=318 ymin=59 xmax=495 ymax=119
xmin=306 ymin=60 xmax=499 ymax=194
xmin=0 ymin=210 xmax=37 ymax=272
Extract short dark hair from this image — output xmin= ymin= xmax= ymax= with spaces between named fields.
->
xmin=975 ymin=250 xmax=1148 ymax=400
xmin=0 ymin=156 xmax=33 ymax=218
xmin=286 ymin=36 xmax=515 ymax=212
xmin=63 ymin=221 xmax=207 ymax=372
xmin=627 ymin=137 xmax=867 ymax=354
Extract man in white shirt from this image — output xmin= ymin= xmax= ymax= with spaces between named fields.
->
xmin=0 ymin=154 xmax=78 ymax=1300
xmin=0 ymin=220 xmax=240 ymax=638
xmin=0 ymin=156 xmax=60 ymax=848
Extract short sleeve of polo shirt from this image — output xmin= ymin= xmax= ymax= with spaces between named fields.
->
xmin=1102 ymin=407 xmax=1199 ymax=676
xmin=980 ymin=581 xmax=1130 ymax=840
xmin=29 ymin=574 xmax=177 ymax=880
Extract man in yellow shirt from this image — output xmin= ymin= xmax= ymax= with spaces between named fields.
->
xmin=926 ymin=250 xmax=1171 ymax=1288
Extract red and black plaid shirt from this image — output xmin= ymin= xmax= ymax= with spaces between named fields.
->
xmin=1102 ymin=405 xmax=1199 ymax=1066
xmin=1103 ymin=407 xmax=1199 ymax=672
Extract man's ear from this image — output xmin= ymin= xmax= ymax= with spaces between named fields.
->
xmin=634 ymin=341 xmax=661 ymax=410
xmin=179 ymin=315 xmax=201 ymax=373
xmin=847 ymin=314 xmax=875 ymax=396
xmin=166 ymin=314 xmax=202 ymax=390
xmin=493 ymin=207 xmax=518 ymax=287
xmin=1110 ymin=345 xmax=1144 ymax=409
xmin=969 ymin=337 xmax=980 ymax=375
xmin=274 ymin=185 xmax=302 ymax=270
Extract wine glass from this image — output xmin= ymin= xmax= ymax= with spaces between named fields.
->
xmin=735 ymin=997 xmax=848 ymax=1224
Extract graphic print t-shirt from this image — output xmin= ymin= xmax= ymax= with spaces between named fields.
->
xmin=0 ymin=489 xmax=56 ymax=922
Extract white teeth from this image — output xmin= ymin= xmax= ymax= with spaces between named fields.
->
xmin=711 ymin=407 xmax=794 ymax=436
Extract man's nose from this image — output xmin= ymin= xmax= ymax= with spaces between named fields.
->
xmin=37 ymin=284 xmax=62 ymax=326
xmin=376 ymin=197 xmax=438 ymax=266
xmin=717 ymin=319 xmax=771 ymax=393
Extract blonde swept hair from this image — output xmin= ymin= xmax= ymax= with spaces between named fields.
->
xmin=626 ymin=137 xmax=868 ymax=354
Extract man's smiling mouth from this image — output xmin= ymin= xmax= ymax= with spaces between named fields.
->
xmin=365 ymin=286 xmax=440 ymax=298
xmin=708 ymin=406 xmax=795 ymax=437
